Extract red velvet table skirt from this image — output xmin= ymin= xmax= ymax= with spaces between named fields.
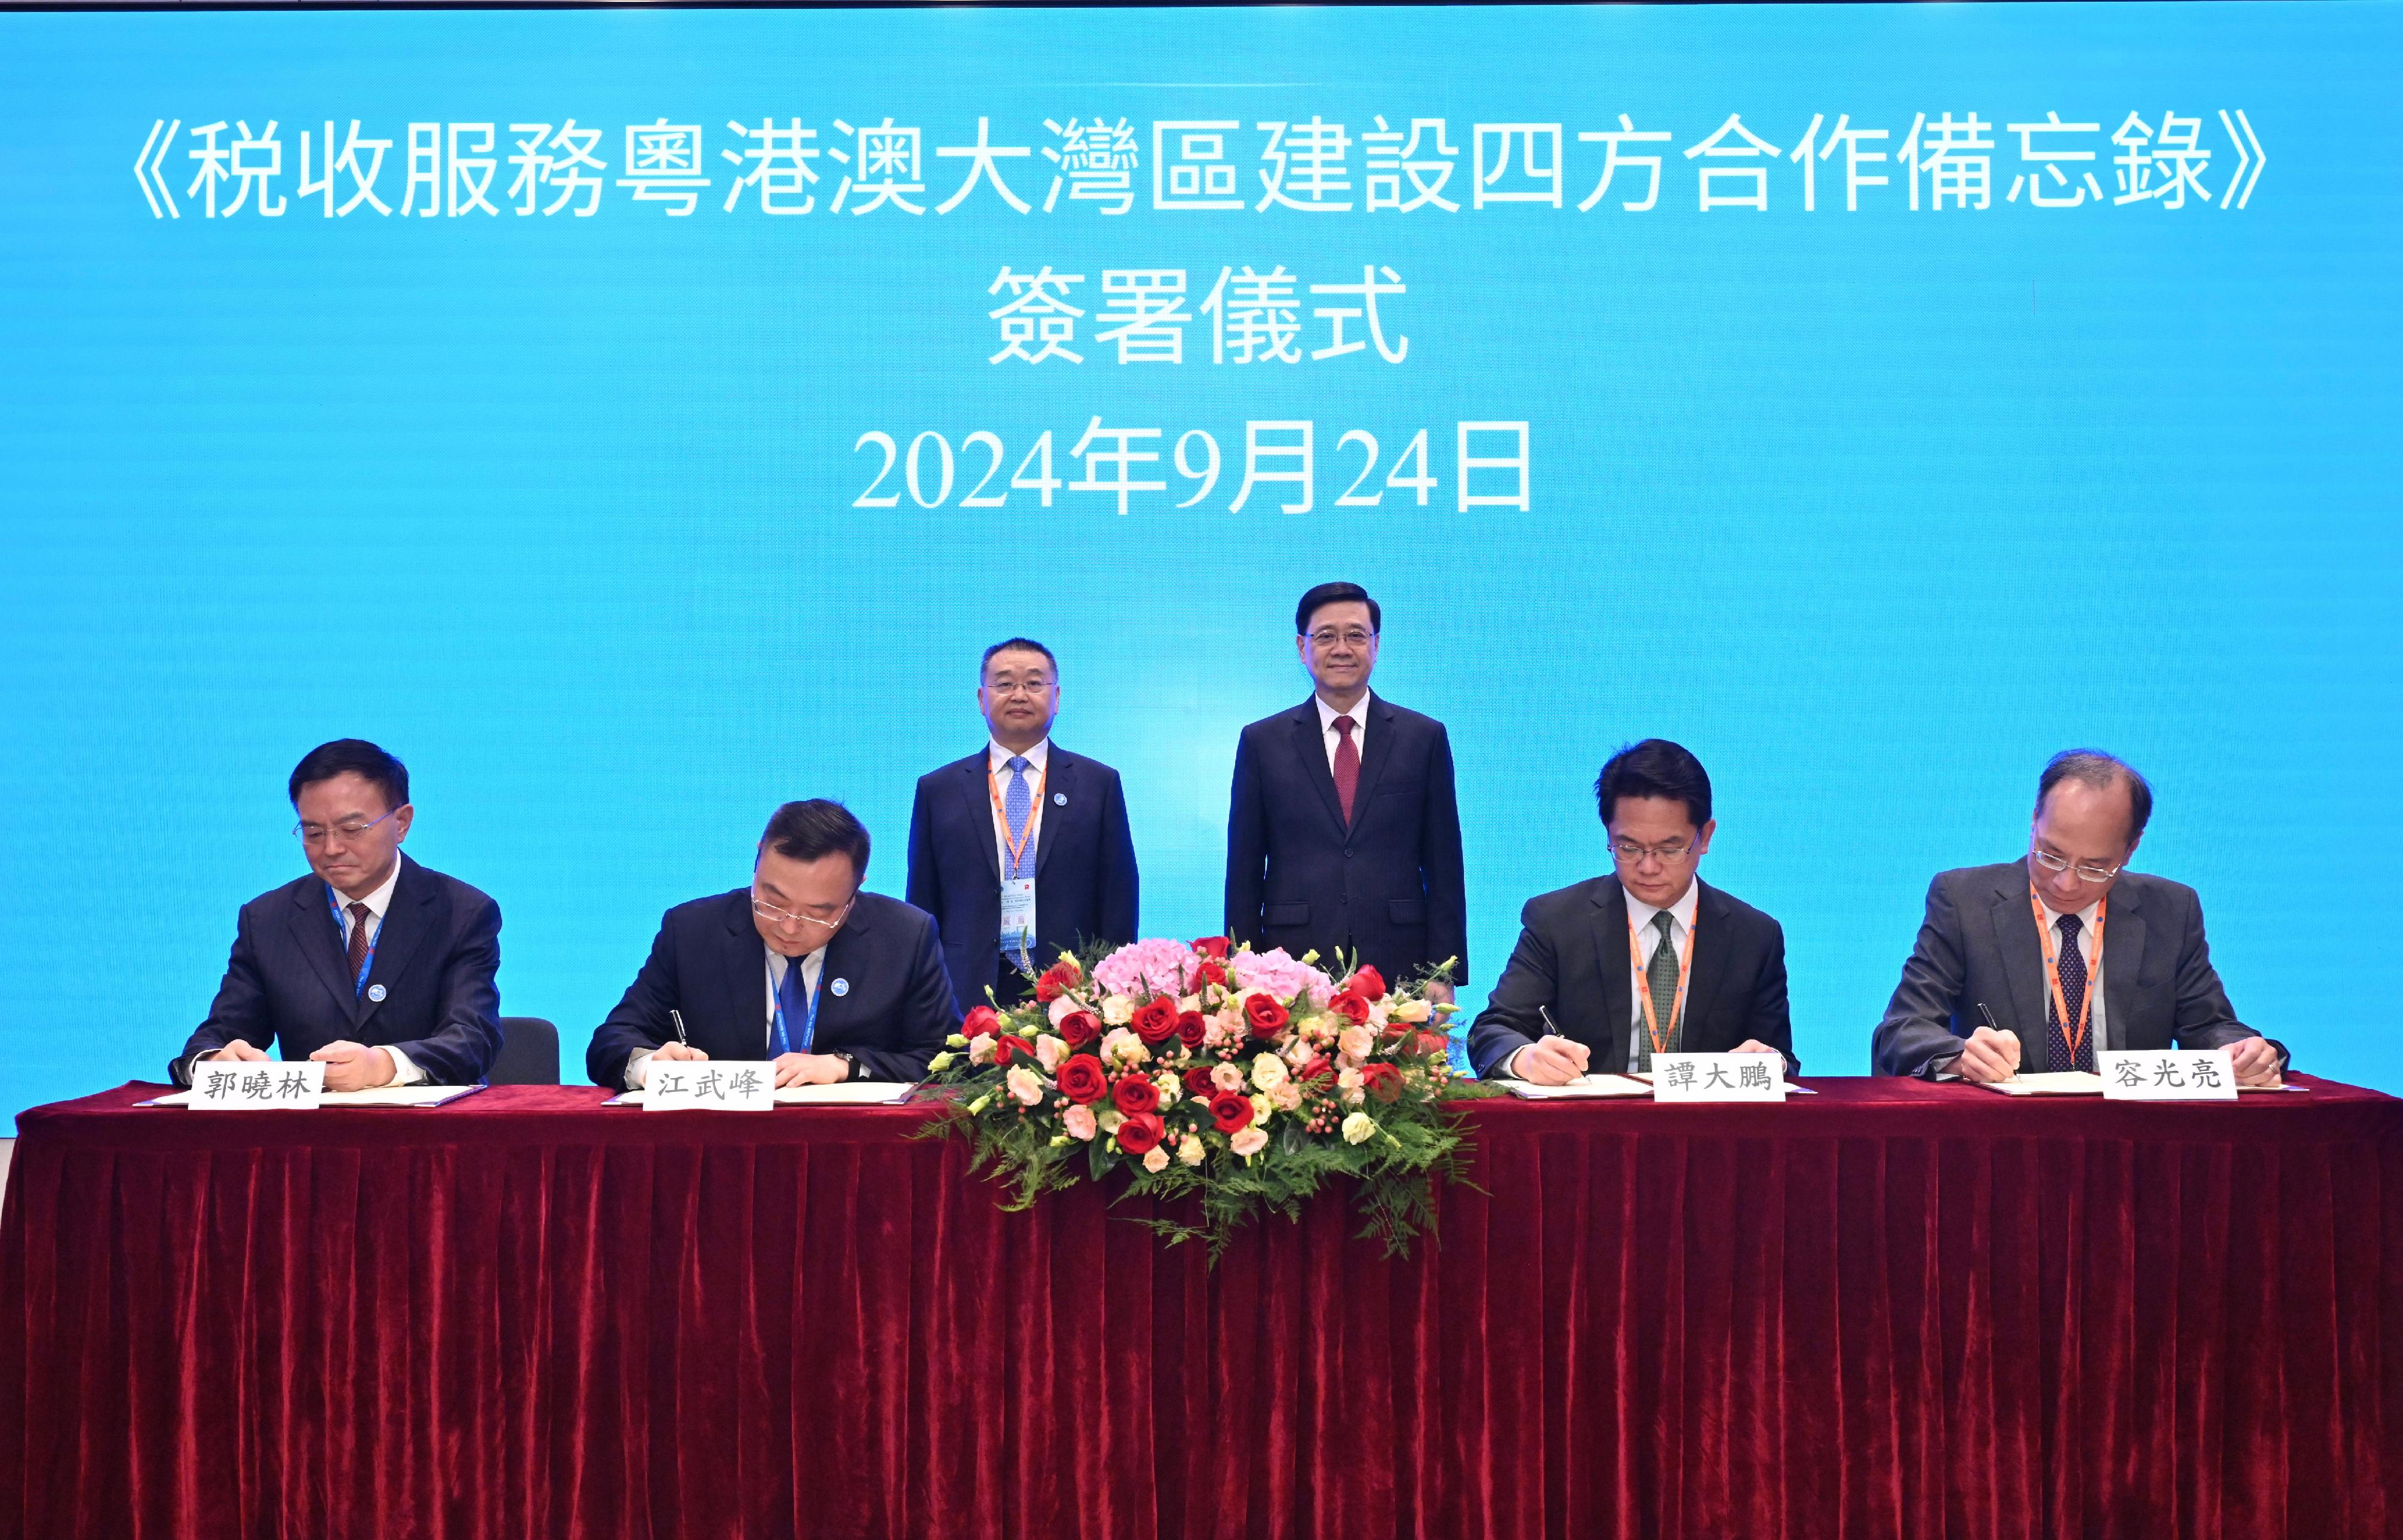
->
xmin=4 ymin=1078 xmax=2399 ymax=1540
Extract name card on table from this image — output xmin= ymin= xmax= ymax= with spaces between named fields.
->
xmin=190 ymin=1060 xmax=326 ymax=1109
xmin=1651 ymin=1052 xmax=1787 ymax=1103
xmin=2098 ymin=1049 xmax=2239 ymax=1102
xmin=644 ymin=1061 xmax=776 ymax=1111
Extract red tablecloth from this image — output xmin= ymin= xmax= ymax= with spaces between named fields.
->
xmin=3 ymin=1078 xmax=2398 ymax=1540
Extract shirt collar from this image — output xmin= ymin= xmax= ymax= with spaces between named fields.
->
xmin=988 ymin=738 xmax=1050 ymax=772
xmin=1315 ymin=690 xmax=1372 ymax=735
xmin=333 ymin=854 xmax=405 ymax=920
xmin=1624 ymin=877 xmax=1701 ymax=936
xmin=2035 ymin=891 xmax=2105 ymax=930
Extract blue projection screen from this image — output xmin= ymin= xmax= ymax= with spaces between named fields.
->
xmin=1 ymin=2 xmax=2396 ymax=1123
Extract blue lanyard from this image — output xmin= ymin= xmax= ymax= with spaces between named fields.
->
xmin=325 ymin=884 xmax=381 ymax=998
xmin=770 ymin=957 xmax=819 ymax=1056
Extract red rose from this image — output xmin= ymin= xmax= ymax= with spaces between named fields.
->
xmin=1176 ymin=1011 xmax=1209 ymax=1050
xmin=1116 ymin=1112 xmax=1165 ymax=1156
xmin=1348 ymin=965 xmax=1387 ymax=1001
xmin=994 ymin=1035 xmax=1037 ymax=1066
xmin=1132 ymin=996 xmax=1180 ymax=1044
xmin=1056 ymin=1010 xmax=1100 ymax=1047
xmin=1243 ymin=993 xmax=1289 ymax=1038
xmin=1055 ymin=1054 xmax=1108 ymax=1105
xmin=1328 ymin=990 xmax=1372 ymax=1025
xmin=1301 ymin=1056 xmax=1337 ymax=1085
xmin=1209 ymin=1091 xmax=1254 ymax=1133
xmin=1034 ymin=971 xmax=1067 ymax=1005
xmin=1191 ymin=959 xmax=1228 ymax=988
xmin=1361 ymin=1062 xmax=1403 ymax=1104
xmin=1183 ymin=1065 xmax=1218 ymax=1097
xmin=1112 ymin=1075 xmax=1161 ymax=1115
xmin=1410 ymin=1030 xmax=1449 ymax=1060
xmin=1191 ymin=935 xmax=1232 ymax=960
xmin=961 ymin=1005 xmax=1001 ymax=1039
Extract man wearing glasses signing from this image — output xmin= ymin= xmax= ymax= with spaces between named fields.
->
xmin=174 ymin=738 xmax=502 ymax=1090
xmin=1873 ymin=750 xmax=2285 ymax=1084
xmin=587 ymin=800 xmax=958 ymax=1090
xmin=1466 ymin=739 xmax=1794 ymax=1082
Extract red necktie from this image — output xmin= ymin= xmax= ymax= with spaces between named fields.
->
xmin=346 ymin=902 xmax=372 ymax=983
xmin=1332 ymin=715 xmax=1359 ymax=825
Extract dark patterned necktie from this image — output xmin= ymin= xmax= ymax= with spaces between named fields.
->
xmin=1332 ymin=716 xmax=1359 ymax=825
xmin=1633 ymin=911 xmax=1681 ymax=1072
xmin=345 ymin=902 xmax=372 ymax=990
xmin=2047 ymin=912 xmax=2095 ymax=1073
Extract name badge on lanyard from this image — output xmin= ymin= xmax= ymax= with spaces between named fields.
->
xmin=999 ymin=878 xmax=1037 ymax=958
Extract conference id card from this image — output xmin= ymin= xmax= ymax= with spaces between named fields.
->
xmin=643 ymin=1061 xmax=776 ymax=1111
xmin=189 ymin=1060 xmax=326 ymax=1109
xmin=2098 ymin=1049 xmax=2240 ymax=1102
xmin=1650 ymin=1052 xmax=1787 ymax=1103
xmin=998 ymin=878 xmax=1036 ymax=953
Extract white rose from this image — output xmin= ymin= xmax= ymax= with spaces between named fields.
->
xmin=1097 ymin=1108 xmax=1126 ymax=1135
xmin=1005 ymin=1066 xmax=1043 ymax=1106
xmin=1250 ymin=1053 xmax=1289 ymax=1093
xmin=1250 ymin=1092 xmax=1277 ymax=1126
xmin=1100 ymin=1027 xmax=1150 ymax=1070
xmin=1211 ymin=1062 xmax=1247 ymax=1094
xmin=1152 ymin=1071 xmax=1181 ymax=1108
xmin=969 ymin=1035 xmax=998 ymax=1067
xmin=1229 ymin=1127 xmax=1269 ymax=1159
xmin=1341 ymin=1111 xmax=1380 ymax=1145
xmin=1177 ymin=1135 xmax=1206 ymax=1167
xmin=1338 ymin=1025 xmax=1375 ymax=1060
xmin=1142 ymin=1145 xmax=1171 ymax=1174
xmin=1034 ymin=1035 xmax=1068 ymax=1073
xmin=1102 ymin=995 xmax=1136 ymax=1026
xmin=1393 ymin=998 xmax=1432 ymax=1024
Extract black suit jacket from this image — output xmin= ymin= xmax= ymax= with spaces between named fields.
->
xmin=172 ymin=854 xmax=503 ymax=1086
xmin=905 ymin=745 xmax=1140 ymax=1013
xmin=1466 ymin=875 xmax=1795 ymax=1078
xmin=1225 ymin=695 xmax=1468 ymax=986
xmin=586 ymin=888 xmax=959 ymax=1088
xmin=1872 ymin=861 xmax=2280 ymax=1078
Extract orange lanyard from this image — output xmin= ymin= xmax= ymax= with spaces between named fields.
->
xmin=2029 ymin=887 xmax=2107 ymax=1060
xmin=1626 ymin=906 xmax=1697 ymax=1060
xmin=988 ymin=759 xmax=1048 ymax=876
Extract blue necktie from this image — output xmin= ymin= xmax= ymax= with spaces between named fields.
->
xmin=776 ymin=954 xmax=811 ymax=1055
xmin=1004 ymin=756 xmax=1033 ymax=878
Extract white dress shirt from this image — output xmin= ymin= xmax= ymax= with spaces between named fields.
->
xmin=625 ymin=941 xmax=827 ymax=1089
xmin=1507 ymin=879 xmax=1699 ymax=1079
xmin=191 ymin=856 xmax=424 ymax=1087
xmin=1314 ymin=690 xmax=1370 ymax=772
xmin=1936 ymin=891 xmax=2107 ymax=1078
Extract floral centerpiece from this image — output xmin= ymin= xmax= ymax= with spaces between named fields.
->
xmin=920 ymin=936 xmax=1496 ymax=1258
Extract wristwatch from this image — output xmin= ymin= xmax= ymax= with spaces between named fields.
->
xmin=831 ymin=1050 xmax=861 ymax=1082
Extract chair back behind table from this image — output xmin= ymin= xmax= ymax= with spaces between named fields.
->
xmin=487 ymin=1017 xmax=561 ymax=1086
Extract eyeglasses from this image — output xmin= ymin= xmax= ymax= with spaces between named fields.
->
xmin=1610 ymin=838 xmax=1695 ymax=864
xmin=983 ymin=678 xmax=1054 ymax=697
xmin=293 ymin=808 xmax=398 ymax=846
xmin=752 ymin=893 xmax=855 ymax=930
xmin=1305 ymin=628 xmax=1377 ymax=649
xmin=2029 ymin=845 xmax=2123 ymax=884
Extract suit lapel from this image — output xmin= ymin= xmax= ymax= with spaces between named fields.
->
xmin=1588 ymin=879 xmax=1634 ymax=1068
xmin=1986 ymin=873 xmax=2048 ymax=1055
xmin=355 ymin=858 xmax=433 ymax=1030
xmin=1290 ymin=701 xmax=1347 ymax=837
xmin=2100 ymin=883 xmax=2146 ymax=1050
xmin=1036 ymin=751 xmax=1075 ymax=877
xmin=961 ymin=754 xmax=1001 ymax=884
xmin=726 ymin=892 xmax=769 ymax=1055
xmin=287 ymin=876 xmax=356 ymax=1018
xmin=1350 ymin=697 xmax=1399 ymax=814
xmin=1681 ymin=881 xmax=1732 ymax=1044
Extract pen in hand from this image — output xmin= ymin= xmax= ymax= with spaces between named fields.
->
xmin=670 ymin=1009 xmax=690 ymax=1047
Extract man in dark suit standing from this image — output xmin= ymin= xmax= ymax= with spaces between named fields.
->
xmin=1226 ymin=581 xmax=1467 ymax=1000
xmin=588 ymin=799 xmax=958 ymax=1090
xmin=1468 ymin=739 xmax=1794 ymax=1081
xmin=174 ymin=738 xmax=502 ymax=1088
xmin=906 ymin=638 xmax=1139 ymax=1012
xmin=1873 ymin=749 xmax=2285 ymax=1084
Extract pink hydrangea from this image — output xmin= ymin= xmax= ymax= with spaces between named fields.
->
xmin=1227 ymin=947 xmax=1335 ymax=1008
xmin=1094 ymin=938 xmax=1200 ymax=998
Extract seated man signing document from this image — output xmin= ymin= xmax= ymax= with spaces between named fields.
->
xmin=174 ymin=738 xmax=502 ymax=1089
xmin=1871 ymin=750 xmax=2285 ymax=1084
xmin=1467 ymin=739 xmax=1795 ymax=1084
xmin=587 ymin=799 xmax=959 ymax=1090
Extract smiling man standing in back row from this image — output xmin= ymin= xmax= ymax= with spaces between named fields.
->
xmin=1873 ymin=749 xmax=2285 ymax=1084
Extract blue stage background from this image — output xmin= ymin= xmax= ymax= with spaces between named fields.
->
xmin=2 ymin=2 xmax=2396 ymax=1122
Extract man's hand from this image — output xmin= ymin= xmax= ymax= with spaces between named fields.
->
xmin=1424 ymin=980 xmax=1456 ymax=1008
xmin=309 ymin=1041 xmax=397 ymax=1092
xmin=2227 ymin=1037 xmax=2283 ymax=1087
xmin=774 ymin=1052 xmax=849 ymax=1088
xmin=205 ymin=1041 xmax=268 ymax=1065
xmin=1731 ymin=1040 xmax=1781 ymax=1058
xmin=1949 ymin=1026 xmax=2022 ymax=1084
xmin=650 ymin=1042 xmax=709 ymax=1063
xmin=1510 ymin=1037 xmax=1590 ymax=1086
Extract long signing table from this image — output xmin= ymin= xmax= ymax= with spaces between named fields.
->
xmin=3 ymin=1078 xmax=2399 ymax=1540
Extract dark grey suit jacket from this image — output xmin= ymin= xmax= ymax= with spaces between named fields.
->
xmin=1872 ymin=861 xmax=2280 ymax=1078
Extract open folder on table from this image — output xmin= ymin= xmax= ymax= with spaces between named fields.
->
xmin=139 ymin=1085 xmax=486 ymax=1108
xmin=604 ymin=1082 xmax=920 ymax=1107
xmin=1504 ymin=1073 xmax=1653 ymax=1100
xmin=1976 ymin=1071 xmax=2108 ymax=1096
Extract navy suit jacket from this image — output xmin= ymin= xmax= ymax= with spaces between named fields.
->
xmin=1225 ymin=695 xmax=1468 ymax=986
xmin=1872 ymin=861 xmax=2282 ymax=1078
xmin=172 ymin=854 xmax=503 ymax=1086
xmin=906 ymin=745 xmax=1140 ymax=1013
xmin=585 ymin=888 xmax=959 ymax=1088
xmin=1465 ymin=875 xmax=1796 ymax=1078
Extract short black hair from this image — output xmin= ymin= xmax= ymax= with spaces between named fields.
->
xmin=2038 ymin=750 xmax=2153 ymax=843
xmin=288 ymin=739 xmax=409 ymax=811
xmin=980 ymin=637 xmax=1057 ymax=680
xmin=759 ymin=799 xmax=871 ymax=879
xmin=1595 ymin=739 xmax=1713 ymax=829
xmin=1295 ymin=582 xmax=1381 ymax=637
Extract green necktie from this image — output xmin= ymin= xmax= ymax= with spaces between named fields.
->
xmin=1636 ymin=909 xmax=1682 ymax=1070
